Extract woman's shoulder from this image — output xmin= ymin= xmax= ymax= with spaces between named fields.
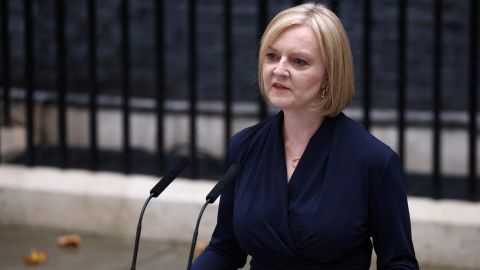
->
xmin=230 ymin=114 xmax=276 ymax=146
xmin=227 ymin=113 xmax=279 ymax=163
xmin=333 ymin=113 xmax=397 ymax=165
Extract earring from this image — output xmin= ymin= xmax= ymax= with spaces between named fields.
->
xmin=321 ymin=85 xmax=328 ymax=99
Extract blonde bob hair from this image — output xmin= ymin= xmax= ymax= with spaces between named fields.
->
xmin=258 ymin=3 xmax=354 ymax=116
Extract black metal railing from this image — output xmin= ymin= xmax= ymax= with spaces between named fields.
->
xmin=88 ymin=0 xmax=98 ymax=172
xmin=397 ymin=0 xmax=406 ymax=170
xmin=432 ymin=0 xmax=442 ymax=199
xmin=363 ymin=0 xmax=371 ymax=131
xmin=55 ymin=0 xmax=67 ymax=169
xmin=1 ymin=0 xmax=10 ymax=129
xmin=0 ymin=0 xmax=478 ymax=201
xmin=188 ymin=0 xmax=198 ymax=178
xmin=468 ymin=0 xmax=478 ymax=201
xmin=24 ymin=0 xmax=35 ymax=167
xmin=154 ymin=0 xmax=165 ymax=176
xmin=223 ymin=0 xmax=233 ymax=160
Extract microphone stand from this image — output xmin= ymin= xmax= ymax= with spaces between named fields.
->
xmin=185 ymin=163 xmax=240 ymax=270
xmin=130 ymin=193 xmax=154 ymax=270
xmin=186 ymin=200 xmax=210 ymax=270
xmin=129 ymin=157 xmax=189 ymax=269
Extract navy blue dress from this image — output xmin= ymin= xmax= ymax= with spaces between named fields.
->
xmin=193 ymin=112 xmax=418 ymax=270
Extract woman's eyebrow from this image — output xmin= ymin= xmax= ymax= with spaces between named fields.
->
xmin=267 ymin=45 xmax=278 ymax=51
xmin=267 ymin=45 xmax=314 ymax=58
xmin=289 ymin=50 xmax=315 ymax=60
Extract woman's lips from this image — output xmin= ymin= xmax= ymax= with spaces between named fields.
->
xmin=272 ymin=83 xmax=290 ymax=90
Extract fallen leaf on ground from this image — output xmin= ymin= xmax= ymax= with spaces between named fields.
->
xmin=24 ymin=250 xmax=47 ymax=265
xmin=57 ymin=234 xmax=82 ymax=247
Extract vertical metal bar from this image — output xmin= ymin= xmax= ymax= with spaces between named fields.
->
xmin=224 ymin=0 xmax=232 ymax=152
xmin=363 ymin=0 xmax=371 ymax=130
xmin=432 ymin=0 xmax=442 ymax=199
xmin=121 ymin=0 xmax=131 ymax=174
xmin=468 ymin=0 xmax=478 ymax=201
xmin=24 ymin=0 xmax=35 ymax=166
xmin=257 ymin=0 xmax=267 ymax=121
xmin=397 ymin=0 xmax=407 ymax=167
xmin=330 ymin=0 xmax=339 ymax=15
xmin=55 ymin=0 xmax=67 ymax=168
xmin=0 ymin=0 xmax=5 ymax=161
xmin=188 ymin=0 xmax=198 ymax=178
xmin=88 ymin=0 xmax=98 ymax=171
xmin=155 ymin=0 xmax=165 ymax=175
xmin=0 ymin=125 xmax=2 ymax=163
xmin=1 ymin=0 xmax=11 ymax=127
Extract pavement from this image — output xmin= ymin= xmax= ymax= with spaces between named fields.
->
xmin=0 ymin=225 xmax=472 ymax=270
xmin=0 ymin=225 xmax=194 ymax=270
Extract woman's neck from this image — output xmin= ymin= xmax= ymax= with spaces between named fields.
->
xmin=282 ymin=109 xmax=325 ymax=145
xmin=282 ymin=109 xmax=325 ymax=181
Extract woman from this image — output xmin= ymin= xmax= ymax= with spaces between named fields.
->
xmin=193 ymin=3 xmax=418 ymax=270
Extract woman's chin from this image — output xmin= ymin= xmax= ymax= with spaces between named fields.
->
xmin=268 ymin=95 xmax=294 ymax=109
xmin=269 ymin=100 xmax=292 ymax=110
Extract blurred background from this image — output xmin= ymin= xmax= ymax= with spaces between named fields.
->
xmin=0 ymin=0 xmax=479 ymax=269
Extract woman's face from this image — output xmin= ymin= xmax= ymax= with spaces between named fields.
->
xmin=262 ymin=24 xmax=327 ymax=111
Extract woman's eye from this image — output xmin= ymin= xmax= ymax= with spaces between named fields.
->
xmin=294 ymin=58 xmax=307 ymax=66
xmin=266 ymin=53 xmax=277 ymax=61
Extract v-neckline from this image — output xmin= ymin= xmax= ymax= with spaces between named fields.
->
xmin=276 ymin=112 xmax=335 ymax=188
xmin=279 ymin=115 xmax=315 ymax=186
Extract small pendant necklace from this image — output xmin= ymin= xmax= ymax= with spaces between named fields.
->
xmin=291 ymin=156 xmax=300 ymax=168
xmin=286 ymin=141 xmax=301 ymax=168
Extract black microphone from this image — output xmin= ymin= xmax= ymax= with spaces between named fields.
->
xmin=150 ymin=158 xmax=189 ymax=197
xmin=186 ymin=163 xmax=240 ymax=270
xmin=206 ymin=163 xmax=240 ymax=203
xmin=130 ymin=158 xmax=189 ymax=270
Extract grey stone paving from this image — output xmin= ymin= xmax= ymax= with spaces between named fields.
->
xmin=0 ymin=225 xmax=470 ymax=270
xmin=0 ymin=225 xmax=190 ymax=270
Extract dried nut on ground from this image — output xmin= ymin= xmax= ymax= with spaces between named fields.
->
xmin=57 ymin=234 xmax=82 ymax=247
xmin=24 ymin=250 xmax=48 ymax=265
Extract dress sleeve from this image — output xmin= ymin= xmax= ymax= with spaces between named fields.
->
xmin=369 ymin=153 xmax=419 ymax=270
xmin=191 ymin=140 xmax=248 ymax=270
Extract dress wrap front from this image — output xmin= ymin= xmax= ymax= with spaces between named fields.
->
xmin=192 ymin=112 xmax=418 ymax=270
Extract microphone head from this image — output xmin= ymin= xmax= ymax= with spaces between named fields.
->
xmin=206 ymin=163 xmax=240 ymax=203
xmin=150 ymin=157 xmax=189 ymax=197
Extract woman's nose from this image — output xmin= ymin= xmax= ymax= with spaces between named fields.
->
xmin=272 ymin=59 xmax=289 ymax=77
